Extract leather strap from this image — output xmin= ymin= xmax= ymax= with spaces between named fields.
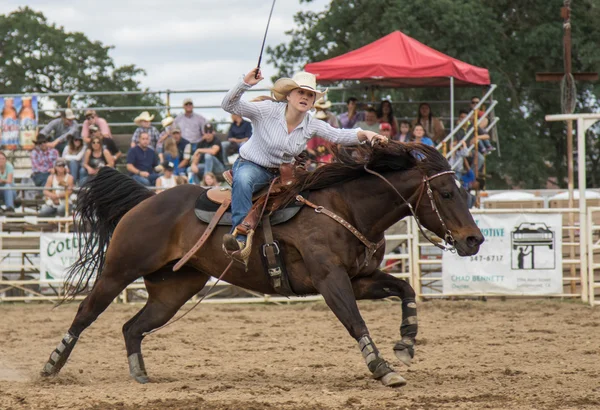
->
xmin=173 ymin=198 xmax=231 ymax=271
xmin=295 ymin=195 xmax=384 ymax=267
xmin=262 ymin=216 xmax=278 ymax=267
xmin=262 ymin=215 xmax=282 ymax=290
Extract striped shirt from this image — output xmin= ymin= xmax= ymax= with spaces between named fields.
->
xmin=221 ymin=79 xmax=361 ymax=168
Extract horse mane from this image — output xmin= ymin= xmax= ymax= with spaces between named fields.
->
xmin=274 ymin=141 xmax=450 ymax=206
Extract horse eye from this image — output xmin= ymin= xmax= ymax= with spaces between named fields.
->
xmin=441 ymin=191 xmax=452 ymax=199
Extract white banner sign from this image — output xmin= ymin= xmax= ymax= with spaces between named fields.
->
xmin=40 ymin=233 xmax=84 ymax=283
xmin=442 ymin=214 xmax=563 ymax=295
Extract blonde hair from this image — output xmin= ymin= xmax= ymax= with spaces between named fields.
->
xmin=163 ymin=137 xmax=178 ymax=158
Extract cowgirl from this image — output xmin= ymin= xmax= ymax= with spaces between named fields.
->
xmin=221 ymin=68 xmax=388 ymax=256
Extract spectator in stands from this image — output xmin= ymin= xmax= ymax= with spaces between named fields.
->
xmin=412 ymin=103 xmax=445 ymax=143
xmin=201 ymin=172 xmax=220 ymax=188
xmin=155 ymin=161 xmax=177 ymax=192
xmin=355 ymin=108 xmax=381 ymax=132
xmin=394 ymin=120 xmax=411 ymax=142
xmin=131 ymin=111 xmax=160 ymax=149
xmin=227 ymin=114 xmax=252 ymax=157
xmin=90 ymin=124 xmax=121 ymax=162
xmin=159 ymin=127 xmax=190 ymax=176
xmin=31 ymin=135 xmax=59 ymax=187
xmin=189 ymin=123 xmax=225 ymax=183
xmin=470 ymin=96 xmax=488 ymax=126
xmin=338 ymin=97 xmax=365 ymax=129
xmin=379 ymin=122 xmax=393 ymax=140
xmin=0 ymin=151 xmax=16 ymax=212
xmin=456 ymin=109 xmax=494 ymax=157
xmin=62 ymin=135 xmax=85 ymax=182
xmin=156 ymin=116 xmax=175 ymax=154
xmin=159 ymin=137 xmax=180 ymax=173
xmin=412 ymin=124 xmax=435 ymax=147
xmin=174 ymin=98 xmax=207 ymax=151
xmin=81 ymin=109 xmax=111 ymax=144
xmin=41 ymin=109 xmax=79 ymax=153
xmin=306 ymin=111 xmax=335 ymax=168
xmin=80 ymin=135 xmax=115 ymax=185
xmin=377 ymin=100 xmax=399 ymax=137
xmin=448 ymin=139 xmax=470 ymax=181
xmin=127 ymin=132 xmax=160 ymax=186
xmin=314 ymin=99 xmax=340 ymax=128
xmin=39 ymin=158 xmax=74 ymax=217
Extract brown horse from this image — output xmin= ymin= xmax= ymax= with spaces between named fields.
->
xmin=41 ymin=142 xmax=483 ymax=388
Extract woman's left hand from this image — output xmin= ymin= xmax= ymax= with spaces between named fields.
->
xmin=360 ymin=130 xmax=389 ymax=146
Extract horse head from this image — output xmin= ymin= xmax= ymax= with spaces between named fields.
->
xmin=413 ymin=170 xmax=484 ymax=256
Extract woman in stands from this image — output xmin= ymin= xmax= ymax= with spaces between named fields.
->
xmin=412 ymin=103 xmax=445 ymax=143
xmin=62 ymin=135 xmax=85 ymax=183
xmin=377 ymin=100 xmax=399 ymax=138
xmin=0 ymin=151 xmax=16 ymax=213
xmin=412 ymin=124 xmax=435 ymax=147
xmin=80 ymin=135 xmax=115 ymax=185
xmin=201 ymin=172 xmax=220 ymax=188
xmin=39 ymin=158 xmax=74 ymax=217
xmin=220 ymin=67 xmax=388 ymax=257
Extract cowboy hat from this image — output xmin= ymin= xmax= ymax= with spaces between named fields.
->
xmin=315 ymin=110 xmax=328 ymax=120
xmin=63 ymin=108 xmax=76 ymax=120
xmin=33 ymin=134 xmax=48 ymax=144
xmin=134 ymin=111 xmax=155 ymax=125
xmin=271 ymin=71 xmax=328 ymax=102
xmin=161 ymin=116 xmax=174 ymax=128
xmin=314 ymin=98 xmax=332 ymax=111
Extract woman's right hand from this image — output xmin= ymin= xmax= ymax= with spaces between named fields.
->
xmin=244 ymin=68 xmax=263 ymax=86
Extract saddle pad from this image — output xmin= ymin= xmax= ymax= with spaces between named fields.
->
xmin=194 ymin=189 xmax=305 ymax=226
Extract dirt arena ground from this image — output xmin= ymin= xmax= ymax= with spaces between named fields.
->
xmin=1 ymin=299 xmax=600 ymax=410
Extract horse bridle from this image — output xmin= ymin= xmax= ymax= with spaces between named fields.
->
xmin=364 ymin=165 xmax=457 ymax=252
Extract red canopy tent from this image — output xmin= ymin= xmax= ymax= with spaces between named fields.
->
xmin=304 ymin=31 xmax=490 ymax=88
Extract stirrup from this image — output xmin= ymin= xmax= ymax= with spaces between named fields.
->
xmin=222 ymin=229 xmax=254 ymax=267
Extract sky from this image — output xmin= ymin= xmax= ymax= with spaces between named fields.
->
xmin=0 ymin=0 xmax=331 ymax=121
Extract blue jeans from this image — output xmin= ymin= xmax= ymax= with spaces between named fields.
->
xmin=32 ymin=172 xmax=50 ymax=187
xmin=67 ymin=160 xmax=82 ymax=182
xmin=231 ymin=158 xmax=276 ymax=240
xmin=0 ymin=183 xmax=16 ymax=208
xmin=189 ymin=154 xmax=227 ymax=183
xmin=132 ymin=173 xmax=159 ymax=187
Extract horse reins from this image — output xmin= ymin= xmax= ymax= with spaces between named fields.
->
xmin=363 ymin=165 xmax=457 ymax=252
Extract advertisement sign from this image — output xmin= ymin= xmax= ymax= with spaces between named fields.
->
xmin=442 ymin=214 xmax=563 ymax=295
xmin=0 ymin=96 xmax=38 ymax=148
xmin=40 ymin=233 xmax=87 ymax=283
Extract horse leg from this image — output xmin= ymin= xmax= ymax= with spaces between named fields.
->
xmin=351 ymin=269 xmax=418 ymax=367
xmin=309 ymin=256 xmax=406 ymax=387
xmin=122 ymin=267 xmax=210 ymax=383
xmin=41 ymin=268 xmax=133 ymax=377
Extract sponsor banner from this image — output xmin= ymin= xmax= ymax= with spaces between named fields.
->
xmin=0 ymin=96 xmax=38 ymax=148
xmin=443 ymin=214 xmax=563 ymax=295
xmin=40 ymin=233 xmax=86 ymax=283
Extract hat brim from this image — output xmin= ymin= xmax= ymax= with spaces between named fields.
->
xmin=314 ymin=100 xmax=332 ymax=110
xmin=272 ymin=78 xmax=327 ymax=102
xmin=162 ymin=118 xmax=174 ymax=127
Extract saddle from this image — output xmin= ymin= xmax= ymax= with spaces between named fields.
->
xmin=194 ymin=187 xmax=305 ymax=226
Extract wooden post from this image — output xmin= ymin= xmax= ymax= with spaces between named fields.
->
xmin=567 ymin=120 xmax=576 ymax=294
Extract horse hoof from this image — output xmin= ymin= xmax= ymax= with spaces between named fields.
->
xmin=133 ymin=374 xmax=149 ymax=384
xmin=394 ymin=348 xmax=413 ymax=367
xmin=380 ymin=371 xmax=407 ymax=388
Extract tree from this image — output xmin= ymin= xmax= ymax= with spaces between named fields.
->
xmin=267 ymin=0 xmax=600 ymax=188
xmin=0 ymin=7 xmax=163 ymax=129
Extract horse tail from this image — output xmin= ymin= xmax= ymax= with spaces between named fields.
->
xmin=60 ymin=167 xmax=155 ymax=303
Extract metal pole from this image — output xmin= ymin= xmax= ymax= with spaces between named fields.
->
xmin=166 ymin=90 xmax=171 ymax=117
xmin=450 ymin=76 xmax=455 ymax=144
xmin=577 ymin=117 xmax=588 ymax=302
